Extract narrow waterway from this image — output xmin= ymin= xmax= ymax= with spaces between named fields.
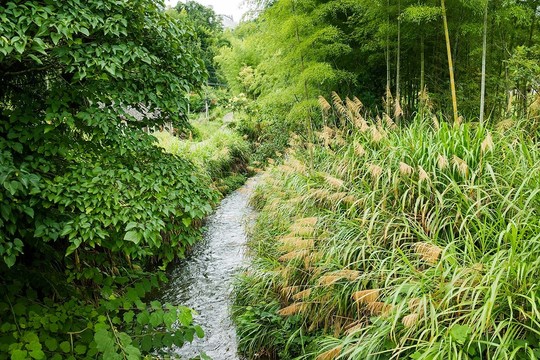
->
xmin=159 ymin=176 xmax=259 ymax=359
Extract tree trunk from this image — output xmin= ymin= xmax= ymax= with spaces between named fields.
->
xmin=386 ymin=0 xmax=391 ymax=116
xmin=395 ymin=0 xmax=402 ymax=123
xmin=421 ymin=32 xmax=425 ymax=94
xmin=479 ymin=0 xmax=488 ymax=124
xmin=441 ymin=0 xmax=459 ymax=124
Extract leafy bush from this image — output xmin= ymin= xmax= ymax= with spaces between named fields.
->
xmin=235 ymin=104 xmax=540 ymax=359
xmin=0 ymin=0 xmax=217 ymax=357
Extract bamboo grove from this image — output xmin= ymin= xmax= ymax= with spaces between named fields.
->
xmin=217 ymin=0 xmax=540 ymax=127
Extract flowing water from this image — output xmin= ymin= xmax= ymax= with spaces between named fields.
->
xmin=159 ymin=177 xmax=259 ymax=359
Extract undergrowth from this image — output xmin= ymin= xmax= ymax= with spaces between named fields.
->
xmin=234 ymin=95 xmax=540 ymax=360
xmin=154 ymin=119 xmax=252 ymax=195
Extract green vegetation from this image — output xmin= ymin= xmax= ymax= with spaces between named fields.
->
xmin=2 ymin=0 xmax=540 ymax=358
xmin=222 ymin=3 xmax=540 ymax=357
xmin=216 ymin=0 xmax=540 ymax=157
xmin=0 ymin=0 xmax=221 ymax=358
xmin=235 ymin=98 xmax=540 ymax=359
xmin=154 ymin=119 xmax=252 ymax=195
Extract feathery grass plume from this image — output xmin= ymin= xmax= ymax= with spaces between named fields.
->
xmin=375 ymin=115 xmax=382 ymax=128
xmin=289 ymin=222 xmax=316 ymax=236
xmin=371 ymin=126 xmax=384 ymax=143
xmin=346 ymin=97 xmax=361 ymax=117
xmin=437 ymin=154 xmax=449 ymax=170
xmin=367 ymin=163 xmax=383 ymax=179
xmin=452 ymin=155 xmax=469 ymax=177
xmin=399 ymin=162 xmax=414 ymax=176
xmin=354 ymin=143 xmax=366 ymax=157
xmin=293 ymin=288 xmax=312 ymax=301
xmin=367 ymin=301 xmax=393 ymax=316
xmin=308 ymin=188 xmax=334 ymax=205
xmin=279 ymin=164 xmax=295 ymax=174
xmin=318 ymin=270 xmax=360 ymax=286
xmin=295 ymin=217 xmax=318 ymax=227
xmin=402 ymin=313 xmax=420 ymax=328
xmin=353 ymin=96 xmax=363 ymax=110
xmin=418 ymin=165 xmax=430 ymax=183
xmin=316 ymin=346 xmax=343 ymax=360
xmin=481 ymin=131 xmax=494 ymax=154
xmin=279 ymin=237 xmax=314 ymax=252
xmin=289 ymin=158 xmax=307 ymax=174
xmin=318 ymin=95 xmax=331 ymax=114
xmin=352 ymin=289 xmax=380 ymax=304
xmin=455 ymin=115 xmax=464 ymax=127
xmin=333 ymin=133 xmax=346 ymax=147
xmin=408 ymin=298 xmax=422 ymax=313
xmin=328 ymin=192 xmax=356 ymax=206
xmin=318 ymin=126 xmax=336 ymax=147
xmin=394 ymin=99 xmax=403 ymax=118
xmin=335 ymin=162 xmax=350 ymax=179
xmin=384 ymin=113 xmax=398 ymax=130
xmin=304 ymin=251 xmax=323 ymax=268
xmin=324 ymin=174 xmax=345 ymax=189
xmin=432 ymin=115 xmax=440 ymax=131
xmin=354 ymin=114 xmax=370 ymax=132
xmin=317 ymin=275 xmax=342 ymax=286
xmin=289 ymin=132 xmax=302 ymax=147
xmin=331 ymin=92 xmax=349 ymax=122
xmin=279 ymin=249 xmax=309 ymax=262
xmin=344 ymin=321 xmax=364 ymax=335
xmin=280 ymin=286 xmax=300 ymax=300
xmin=496 ymin=118 xmax=514 ymax=132
xmin=276 ymin=266 xmax=293 ymax=281
xmin=278 ymin=302 xmax=308 ymax=316
xmin=414 ymin=242 xmax=442 ymax=264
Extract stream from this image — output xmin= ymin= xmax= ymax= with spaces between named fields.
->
xmin=159 ymin=176 xmax=259 ymax=359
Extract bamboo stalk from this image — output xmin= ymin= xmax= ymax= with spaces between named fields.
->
xmin=441 ymin=0 xmax=459 ymax=125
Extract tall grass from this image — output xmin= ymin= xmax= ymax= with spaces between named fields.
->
xmin=234 ymin=102 xmax=540 ymax=359
xmin=154 ymin=119 xmax=251 ymax=194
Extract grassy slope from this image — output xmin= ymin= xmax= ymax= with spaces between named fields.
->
xmin=234 ymin=115 xmax=540 ymax=360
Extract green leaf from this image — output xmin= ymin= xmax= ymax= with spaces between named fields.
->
xmin=136 ymin=311 xmax=150 ymax=325
xmin=59 ymin=341 xmax=71 ymax=353
xmin=125 ymin=222 xmax=138 ymax=231
xmin=194 ymin=325 xmax=204 ymax=339
xmin=123 ymin=311 xmax=135 ymax=323
xmin=11 ymin=350 xmax=28 ymax=360
xmin=44 ymin=338 xmax=58 ymax=352
xmin=125 ymin=345 xmax=141 ymax=360
xmin=14 ymin=41 xmax=27 ymax=54
xmin=149 ymin=311 xmax=163 ymax=327
xmin=29 ymin=350 xmax=45 ymax=359
xmin=74 ymin=344 xmax=87 ymax=355
xmin=124 ymin=231 xmax=141 ymax=244
xmin=50 ymin=33 xmax=62 ymax=46
xmin=163 ymin=311 xmax=176 ymax=328
xmin=4 ymin=254 xmax=16 ymax=268
xmin=94 ymin=328 xmax=115 ymax=353
xmin=449 ymin=324 xmax=471 ymax=345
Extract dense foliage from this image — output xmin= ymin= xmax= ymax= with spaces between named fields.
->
xmin=172 ymin=0 xmax=225 ymax=86
xmin=218 ymin=0 xmax=540 ymax=124
xmin=236 ymin=99 xmax=540 ymax=359
xmin=0 ymin=0 xmax=217 ymax=358
xmin=154 ymin=118 xmax=252 ymax=195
